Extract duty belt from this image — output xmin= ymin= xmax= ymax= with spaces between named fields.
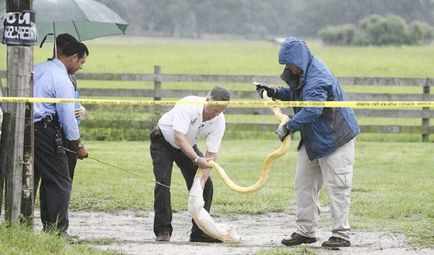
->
xmin=35 ymin=114 xmax=60 ymax=128
xmin=151 ymin=126 xmax=163 ymax=137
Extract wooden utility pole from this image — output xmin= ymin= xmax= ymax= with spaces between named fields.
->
xmin=3 ymin=0 xmax=34 ymax=226
xmin=0 ymin=80 xmax=5 ymax=216
xmin=0 ymin=100 xmax=11 ymax=217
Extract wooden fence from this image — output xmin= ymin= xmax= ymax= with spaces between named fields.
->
xmin=1 ymin=67 xmax=433 ymax=141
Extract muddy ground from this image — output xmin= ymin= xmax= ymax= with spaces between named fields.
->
xmin=33 ymin=210 xmax=434 ymax=255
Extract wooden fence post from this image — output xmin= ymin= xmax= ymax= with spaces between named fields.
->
xmin=421 ymin=78 xmax=431 ymax=142
xmin=154 ymin=65 xmax=162 ymax=101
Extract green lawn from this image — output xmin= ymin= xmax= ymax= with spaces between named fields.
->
xmin=65 ymin=139 xmax=434 ymax=247
xmin=2 ymin=138 xmax=432 ymax=253
xmin=0 ymin=224 xmax=114 ymax=255
xmin=1 ymin=38 xmax=434 ymax=77
xmin=2 ymin=38 xmax=433 ymax=143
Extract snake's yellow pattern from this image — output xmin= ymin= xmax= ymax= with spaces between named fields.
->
xmin=208 ymin=93 xmax=291 ymax=193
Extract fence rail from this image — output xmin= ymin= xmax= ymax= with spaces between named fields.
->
xmin=3 ymin=70 xmax=430 ymax=85
xmin=0 ymin=67 xmax=433 ymax=141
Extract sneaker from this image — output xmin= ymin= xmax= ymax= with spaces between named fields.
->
xmin=321 ymin=236 xmax=351 ymax=248
xmin=281 ymin=232 xmax=317 ymax=246
xmin=189 ymin=232 xmax=222 ymax=243
xmin=156 ymin=231 xmax=171 ymax=242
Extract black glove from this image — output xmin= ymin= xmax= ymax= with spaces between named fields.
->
xmin=255 ymin=83 xmax=276 ymax=99
xmin=275 ymin=123 xmax=291 ymax=142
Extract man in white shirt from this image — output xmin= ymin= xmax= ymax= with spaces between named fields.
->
xmin=150 ymin=86 xmax=230 ymax=243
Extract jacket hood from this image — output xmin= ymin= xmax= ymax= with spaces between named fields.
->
xmin=278 ymin=37 xmax=312 ymax=75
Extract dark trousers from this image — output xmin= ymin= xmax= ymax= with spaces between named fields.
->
xmin=150 ymin=128 xmax=213 ymax=236
xmin=34 ymin=122 xmax=72 ymax=233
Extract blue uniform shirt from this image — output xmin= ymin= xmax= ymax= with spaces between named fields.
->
xmin=33 ymin=58 xmax=80 ymax=140
xmin=74 ymin=91 xmax=81 ymax=125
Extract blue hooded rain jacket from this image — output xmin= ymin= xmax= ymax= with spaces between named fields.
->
xmin=275 ymin=38 xmax=359 ymax=160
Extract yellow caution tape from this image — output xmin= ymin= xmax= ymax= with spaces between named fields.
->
xmin=0 ymin=97 xmax=433 ymax=108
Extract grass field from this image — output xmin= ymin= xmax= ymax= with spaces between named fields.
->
xmin=1 ymin=37 xmax=434 ymax=77
xmin=65 ymin=139 xmax=434 ymax=247
xmin=0 ymin=224 xmax=114 ymax=255
xmin=3 ymin=139 xmax=432 ymax=254
xmin=2 ymin=37 xmax=433 ymax=143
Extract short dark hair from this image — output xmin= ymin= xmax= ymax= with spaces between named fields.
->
xmin=207 ymin=86 xmax=230 ymax=101
xmin=56 ymin=33 xmax=78 ymax=50
xmin=62 ymin=41 xmax=89 ymax=59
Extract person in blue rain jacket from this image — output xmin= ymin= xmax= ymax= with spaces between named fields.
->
xmin=256 ymin=37 xmax=359 ymax=248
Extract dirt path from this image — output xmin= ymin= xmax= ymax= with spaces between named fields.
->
xmin=39 ymin=210 xmax=434 ymax=255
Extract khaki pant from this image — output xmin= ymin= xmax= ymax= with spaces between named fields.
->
xmin=294 ymin=139 xmax=355 ymax=241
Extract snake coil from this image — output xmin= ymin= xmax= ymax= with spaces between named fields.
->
xmin=209 ymin=92 xmax=291 ymax=193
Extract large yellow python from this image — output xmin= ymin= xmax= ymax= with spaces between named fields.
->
xmin=208 ymin=93 xmax=291 ymax=193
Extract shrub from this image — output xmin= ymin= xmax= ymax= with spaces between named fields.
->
xmin=408 ymin=20 xmax=433 ymax=45
xmin=352 ymin=29 xmax=372 ymax=46
xmin=359 ymin=14 xmax=409 ymax=45
xmin=359 ymin=14 xmax=385 ymax=45
xmin=319 ymin=24 xmax=357 ymax=45
xmin=320 ymin=14 xmax=433 ymax=46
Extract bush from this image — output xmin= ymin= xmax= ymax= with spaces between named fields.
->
xmin=319 ymin=24 xmax=372 ymax=46
xmin=319 ymin=24 xmax=358 ymax=45
xmin=375 ymin=15 xmax=407 ymax=45
xmin=408 ymin=20 xmax=433 ymax=45
xmin=359 ymin=14 xmax=409 ymax=45
xmin=352 ymin=29 xmax=372 ymax=46
xmin=320 ymin=14 xmax=434 ymax=46
xmin=358 ymin=14 xmax=385 ymax=44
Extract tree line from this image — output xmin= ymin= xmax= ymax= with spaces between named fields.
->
xmin=99 ymin=0 xmax=434 ymax=39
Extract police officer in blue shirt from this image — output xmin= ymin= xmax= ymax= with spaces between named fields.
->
xmin=52 ymin=33 xmax=86 ymax=182
xmin=33 ymin=41 xmax=89 ymax=234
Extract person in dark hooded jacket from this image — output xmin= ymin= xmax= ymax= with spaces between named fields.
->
xmin=256 ymin=37 xmax=359 ymax=248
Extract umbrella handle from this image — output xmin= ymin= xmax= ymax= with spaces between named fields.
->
xmin=39 ymin=32 xmax=54 ymax=48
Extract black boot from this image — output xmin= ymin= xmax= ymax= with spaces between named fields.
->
xmin=155 ymin=230 xmax=171 ymax=241
xmin=281 ymin=232 xmax=317 ymax=246
xmin=321 ymin=236 xmax=351 ymax=248
xmin=189 ymin=231 xmax=222 ymax=243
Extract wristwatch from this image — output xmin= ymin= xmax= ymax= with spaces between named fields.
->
xmin=193 ymin=156 xmax=200 ymax=165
